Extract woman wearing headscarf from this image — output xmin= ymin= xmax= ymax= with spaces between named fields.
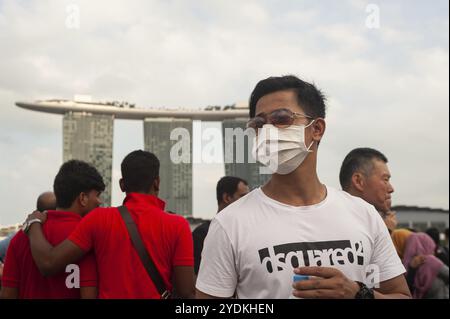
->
xmin=392 ymin=229 xmax=413 ymax=259
xmin=401 ymin=232 xmax=449 ymax=299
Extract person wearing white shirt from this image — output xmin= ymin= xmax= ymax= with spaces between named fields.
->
xmin=195 ymin=75 xmax=411 ymax=299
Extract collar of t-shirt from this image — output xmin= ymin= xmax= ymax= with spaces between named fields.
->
xmin=123 ymin=192 xmax=166 ymax=212
xmin=45 ymin=210 xmax=82 ymax=221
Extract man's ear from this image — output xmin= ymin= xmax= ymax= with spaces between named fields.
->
xmin=79 ymin=192 xmax=88 ymax=207
xmin=311 ymin=118 xmax=326 ymax=144
xmin=352 ymin=173 xmax=365 ymax=193
xmin=153 ymin=176 xmax=160 ymax=193
xmin=119 ymin=178 xmax=125 ymax=192
xmin=222 ymin=193 xmax=232 ymax=205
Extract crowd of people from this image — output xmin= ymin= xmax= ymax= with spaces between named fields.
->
xmin=0 ymin=75 xmax=448 ymax=299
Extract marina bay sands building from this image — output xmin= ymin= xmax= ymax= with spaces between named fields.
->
xmin=16 ymin=99 xmax=265 ymax=217
xmin=144 ymin=118 xmax=193 ymax=215
xmin=63 ymin=112 xmax=114 ymax=206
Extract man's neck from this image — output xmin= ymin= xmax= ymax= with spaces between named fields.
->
xmin=127 ymin=190 xmax=158 ymax=197
xmin=262 ymin=162 xmax=326 ymax=207
xmin=217 ymin=203 xmax=226 ymax=213
xmin=346 ymin=187 xmax=362 ymax=199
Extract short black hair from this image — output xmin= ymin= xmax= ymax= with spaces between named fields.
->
xmin=425 ymin=228 xmax=441 ymax=246
xmin=216 ymin=176 xmax=248 ymax=204
xmin=53 ymin=160 xmax=105 ymax=209
xmin=339 ymin=148 xmax=388 ymax=191
xmin=121 ymin=150 xmax=160 ymax=193
xmin=249 ymin=75 xmax=326 ymax=119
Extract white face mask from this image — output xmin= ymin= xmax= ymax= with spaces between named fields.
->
xmin=252 ymin=121 xmax=315 ymax=175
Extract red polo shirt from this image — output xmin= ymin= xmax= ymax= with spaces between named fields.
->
xmin=1 ymin=211 xmax=97 ymax=298
xmin=68 ymin=193 xmax=194 ymax=299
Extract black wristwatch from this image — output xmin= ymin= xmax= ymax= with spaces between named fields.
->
xmin=354 ymin=281 xmax=375 ymax=299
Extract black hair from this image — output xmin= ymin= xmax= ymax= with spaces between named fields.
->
xmin=425 ymin=228 xmax=441 ymax=246
xmin=339 ymin=148 xmax=388 ymax=191
xmin=53 ymin=160 xmax=105 ymax=209
xmin=249 ymin=75 xmax=326 ymax=119
xmin=216 ymin=176 xmax=248 ymax=204
xmin=121 ymin=150 xmax=160 ymax=193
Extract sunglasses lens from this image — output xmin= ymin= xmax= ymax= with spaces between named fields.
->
xmin=270 ymin=109 xmax=294 ymax=128
xmin=247 ymin=116 xmax=266 ymax=129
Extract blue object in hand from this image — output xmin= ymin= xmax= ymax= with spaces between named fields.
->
xmin=293 ymin=274 xmax=310 ymax=282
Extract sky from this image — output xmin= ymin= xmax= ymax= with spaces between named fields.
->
xmin=0 ymin=0 xmax=448 ymax=225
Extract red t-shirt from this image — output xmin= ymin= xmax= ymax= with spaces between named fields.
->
xmin=68 ymin=193 xmax=194 ymax=299
xmin=1 ymin=211 xmax=97 ymax=298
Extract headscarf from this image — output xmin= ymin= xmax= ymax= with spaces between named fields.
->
xmin=391 ymin=228 xmax=413 ymax=259
xmin=403 ymin=232 xmax=444 ymax=299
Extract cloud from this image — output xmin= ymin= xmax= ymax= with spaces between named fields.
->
xmin=0 ymin=0 xmax=448 ymax=224
xmin=0 ymin=146 xmax=60 ymax=225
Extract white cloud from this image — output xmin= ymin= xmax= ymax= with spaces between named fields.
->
xmin=0 ymin=0 xmax=448 ymax=224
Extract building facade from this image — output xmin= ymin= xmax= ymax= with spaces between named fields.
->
xmin=63 ymin=112 xmax=114 ymax=206
xmin=394 ymin=206 xmax=449 ymax=232
xmin=222 ymin=118 xmax=270 ymax=189
xmin=144 ymin=118 xmax=193 ymax=217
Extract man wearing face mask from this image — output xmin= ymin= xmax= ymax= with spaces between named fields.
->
xmin=196 ymin=75 xmax=411 ymax=299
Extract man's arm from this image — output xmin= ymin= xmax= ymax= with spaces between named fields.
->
xmin=28 ymin=223 xmax=85 ymax=276
xmin=80 ymin=286 xmax=97 ymax=299
xmin=292 ymin=267 xmax=411 ymax=299
xmin=194 ymin=219 xmax=238 ymax=299
xmin=195 ymin=288 xmax=233 ymax=299
xmin=374 ymin=274 xmax=411 ymax=299
xmin=0 ymin=287 xmax=19 ymax=299
xmin=173 ymin=266 xmax=195 ymax=299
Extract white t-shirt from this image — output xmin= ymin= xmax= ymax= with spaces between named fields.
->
xmin=196 ymin=185 xmax=405 ymax=299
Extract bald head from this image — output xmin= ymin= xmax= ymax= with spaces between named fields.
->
xmin=36 ymin=192 xmax=57 ymax=212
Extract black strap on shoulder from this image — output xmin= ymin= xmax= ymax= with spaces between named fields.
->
xmin=117 ymin=206 xmax=171 ymax=299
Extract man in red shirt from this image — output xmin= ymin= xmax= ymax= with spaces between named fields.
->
xmin=25 ymin=150 xmax=195 ymax=299
xmin=1 ymin=160 xmax=103 ymax=299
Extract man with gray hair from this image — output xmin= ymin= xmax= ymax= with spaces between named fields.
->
xmin=339 ymin=147 xmax=397 ymax=232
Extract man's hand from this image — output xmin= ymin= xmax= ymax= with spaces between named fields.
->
xmin=0 ymin=261 xmax=4 ymax=278
xmin=410 ymin=255 xmax=426 ymax=269
xmin=25 ymin=210 xmax=47 ymax=225
xmin=292 ymin=267 xmax=360 ymax=299
xmin=383 ymin=210 xmax=398 ymax=232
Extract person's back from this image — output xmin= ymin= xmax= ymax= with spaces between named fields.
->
xmin=193 ymin=176 xmax=249 ymax=275
xmin=424 ymin=264 xmax=449 ymax=299
xmin=2 ymin=211 xmax=96 ymax=298
xmin=402 ymin=232 xmax=448 ymax=299
xmin=425 ymin=228 xmax=449 ymax=267
xmin=69 ymin=193 xmax=193 ymax=298
xmin=25 ymin=151 xmax=195 ymax=299
xmin=193 ymin=220 xmax=211 ymax=275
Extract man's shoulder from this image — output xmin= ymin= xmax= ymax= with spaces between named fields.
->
xmin=329 ymin=187 xmax=385 ymax=233
xmin=5 ymin=230 xmax=27 ymax=252
xmin=331 ymin=187 xmax=376 ymax=213
xmin=87 ymin=206 xmax=118 ymax=218
xmin=214 ymin=189 xmax=259 ymax=226
xmin=192 ymin=221 xmax=211 ymax=236
xmin=45 ymin=211 xmax=81 ymax=227
xmin=159 ymin=210 xmax=191 ymax=229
